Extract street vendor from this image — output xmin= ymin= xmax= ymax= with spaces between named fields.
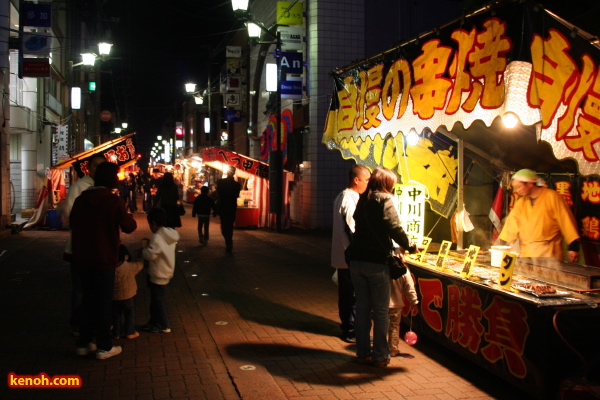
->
xmin=498 ymin=169 xmax=580 ymax=263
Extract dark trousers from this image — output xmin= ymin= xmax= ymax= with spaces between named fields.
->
xmin=111 ymin=297 xmax=135 ymax=337
xmin=69 ymin=262 xmax=83 ymax=329
xmin=337 ymin=268 xmax=356 ymax=334
xmin=220 ymin=210 xmax=236 ymax=250
xmin=143 ymin=192 xmax=152 ymax=213
xmin=128 ymin=190 xmax=137 ymax=212
xmin=197 ymin=216 xmax=210 ymax=242
xmin=148 ymin=282 xmax=169 ymax=330
xmin=78 ymin=267 xmax=115 ymax=351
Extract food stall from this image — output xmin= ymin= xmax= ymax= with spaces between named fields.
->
xmin=201 ymin=147 xmax=293 ymax=229
xmin=25 ymin=134 xmax=138 ymax=229
xmin=321 ymin=0 xmax=600 ymax=397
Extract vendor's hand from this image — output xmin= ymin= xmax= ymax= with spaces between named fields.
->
xmin=568 ymin=250 xmax=579 ymax=263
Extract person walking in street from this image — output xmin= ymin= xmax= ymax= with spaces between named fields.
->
xmin=215 ymin=167 xmax=241 ymax=253
xmin=70 ymin=161 xmax=137 ymax=360
xmin=141 ymin=208 xmax=180 ymax=334
xmin=61 ymin=154 xmax=106 ymax=337
xmin=346 ymin=167 xmax=417 ymax=367
xmin=498 ymin=168 xmax=580 ymax=262
xmin=112 ymin=245 xmax=143 ymax=340
xmin=156 ymin=172 xmax=182 ymax=228
xmin=331 ymin=165 xmax=370 ymax=343
xmin=192 ymin=185 xmax=217 ymax=245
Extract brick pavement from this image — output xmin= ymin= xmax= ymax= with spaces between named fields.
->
xmin=0 ymin=202 xmax=533 ymax=400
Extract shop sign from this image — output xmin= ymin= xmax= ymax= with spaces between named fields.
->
xmin=281 ymin=52 xmax=303 ymax=75
xmin=226 ymin=46 xmax=241 ymax=58
xmin=324 ymin=0 xmax=600 ymax=205
xmin=21 ymin=58 xmax=50 ymax=77
xmin=280 ymin=80 xmax=302 ymax=99
xmin=278 ymin=26 xmax=303 ymax=51
xmin=21 ymin=3 xmax=52 ymax=27
xmin=396 ymin=184 xmax=426 ymax=244
xmin=56 ymin=124 xmax=69 ymax=162
xmin=73 ymin=137 xmax=137 ymax=177
xmin=276 ymin=1 xmax=303 ymax=25
xmin=22 ymin=32 xmax=52 ymax=55
xmin=202 ymin=147 xmax=269 ymax=179
xmin=224 ymin=93 xmax=241 ymax=107
xmin=224 ymin=109 xmax=242 ymax=122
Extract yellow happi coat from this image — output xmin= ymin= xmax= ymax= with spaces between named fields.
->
xmin=499 ymin=187 xmax=580 ymax=260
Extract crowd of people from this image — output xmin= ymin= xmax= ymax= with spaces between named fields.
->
xmin=63 ymin=162 xmax=242 ymax=360
xmin=62 ymin=158 xmax=580 ymax=363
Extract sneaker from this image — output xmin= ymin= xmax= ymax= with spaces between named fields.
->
xmin=141 ymin=323 xmax=154 ymax=332
xmin=96 ymin=346 xmax=122 ymax=360
xmin=372 ymin=358 xmax=391 ymax=368
xmin=126 ymin=332 xmax=139 ymax=339
xmin=76 ymin=342 xmax=97 ymax=356
xmin=150 ymin=327 xmax=171 ymax=333
xmin=342 ymin=331 xmax=356 ymax=343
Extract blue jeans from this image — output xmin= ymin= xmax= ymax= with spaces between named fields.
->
xmin=148 ymin=282 xmax=169 ymax=330
xmin=349 ymin=260 xmax=390 ymax=361
xmin=112 ymin=297 xmax=135 ymax=337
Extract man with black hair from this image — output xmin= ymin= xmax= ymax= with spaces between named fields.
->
xmin=62 ymin=154 xmax=106 ymax=337
xmin=216 ymin=167 xmax=241 ymax=253
xmin=71 ymin=162 xmax=137 ymax=360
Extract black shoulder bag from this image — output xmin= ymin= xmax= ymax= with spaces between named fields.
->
xmin=364 ymin=210 xmax=407 ymax=280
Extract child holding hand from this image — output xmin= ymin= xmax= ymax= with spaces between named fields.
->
xmin=141 ymin=208 xmax=180 ymax=333
xmin=388 ymin=267 xmax=418 ymax=356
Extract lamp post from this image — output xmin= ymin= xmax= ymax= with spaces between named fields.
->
xmin=232 ymin=1 xmax=283 ymax=231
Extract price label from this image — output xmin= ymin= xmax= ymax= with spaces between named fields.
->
xmin=498 ymin=252 xmax=518 ymax=289
xmin=460 ymin=245 xmax=480 ymax=278
xmin=410 ymin=236 xmax=432 ymax=263
xmin=435 ymin=240 xmax=452 ymax=269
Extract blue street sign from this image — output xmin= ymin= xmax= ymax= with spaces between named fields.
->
xmin=280 ymin=52 xmax=303 ymax=75
xmin=22 ymin=4 xmax=52 ymax=27
xmin=281 ymin=80 xmax=303 ymax=99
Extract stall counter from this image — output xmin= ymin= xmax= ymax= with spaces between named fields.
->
xmin=235 ymin=207 xmax=259 ymax=228
xmin=403 ymin=254 xmax=600 ymax=399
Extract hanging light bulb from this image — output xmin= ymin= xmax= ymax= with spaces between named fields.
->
xmin=406 ymin=128 xmax=420 ymax=146
xmin=502 ymin=112 xmax=519 ymax=129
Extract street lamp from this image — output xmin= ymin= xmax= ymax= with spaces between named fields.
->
xmin=232 ymin=0 xmax=284 ymax=231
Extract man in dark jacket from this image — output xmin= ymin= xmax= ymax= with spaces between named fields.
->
xmin=71 ymin=162 xmax=137 ymax=360
xmin=215 ymin=167 xmax=241 ymax=253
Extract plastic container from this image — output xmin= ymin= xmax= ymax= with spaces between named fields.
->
xmin=490 ymin=246 xmax=511 ymax=267
xmin=46 ymin=209 xmax=62 ymax=229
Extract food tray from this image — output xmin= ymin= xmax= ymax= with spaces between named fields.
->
xmin=512 ymin=285 xmax=570 ymax=298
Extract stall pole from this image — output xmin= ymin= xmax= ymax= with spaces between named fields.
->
xmin=457 ymin=138 xmax=464 ymax=250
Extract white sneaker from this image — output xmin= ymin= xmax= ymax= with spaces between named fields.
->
xmin=96 ymin=346 xmax=122 ymax=360
xmin=76 ymin=342 xmax=97 ymax=356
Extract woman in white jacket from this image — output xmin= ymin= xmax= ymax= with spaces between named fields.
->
xmin=141 ymin=208 xmax=180 ymax=333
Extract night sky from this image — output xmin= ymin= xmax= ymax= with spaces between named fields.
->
xmin=94 ymin=0 xmax=600 ymax=160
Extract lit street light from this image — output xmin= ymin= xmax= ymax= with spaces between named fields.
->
xmin=232 ymin=0 xmax=284 ymax=231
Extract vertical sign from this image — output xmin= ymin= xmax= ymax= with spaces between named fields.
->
xmin=460 ymin=245 xmax=481 ymax=278
xmin=56 ymin=124 xmax=69 ymax=163
xmin=410 ymin=236 xmax=432 ymax=263
xmin=397 ymin=184 xmax=426 ymax=244
xmin=498 ymin=252 xmax=518 ymax=289
xmin=435 ymin=240 xmax=452 ymax=269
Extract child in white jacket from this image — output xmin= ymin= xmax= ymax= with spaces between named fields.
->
xmin=141 ymin=208 xmax=180 ymax=333
xmin=388 ymin=267 xmax=419 ymax=356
